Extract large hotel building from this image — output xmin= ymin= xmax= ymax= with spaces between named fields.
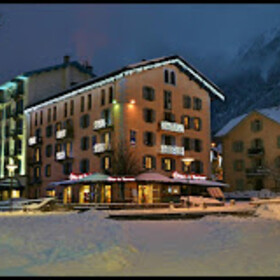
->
xmin=25 ymin=55 xmax=225 ymax=200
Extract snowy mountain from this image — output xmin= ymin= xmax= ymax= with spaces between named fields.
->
xmin=211 ymin=26 xmax=280 ymax=135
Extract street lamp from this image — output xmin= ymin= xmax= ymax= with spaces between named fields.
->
xmin=182 ymin=158 xmax=194 ymax=208
xmin=6 ymin=163 xmax=18 ymax=212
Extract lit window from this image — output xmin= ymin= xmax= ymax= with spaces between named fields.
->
xmin=193 ymin=117 xmax=201 ymax=131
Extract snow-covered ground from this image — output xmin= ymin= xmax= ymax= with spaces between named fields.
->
xmin=1 ymin=205 xmax=280 ymax=276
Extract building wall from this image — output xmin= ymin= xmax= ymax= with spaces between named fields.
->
xmin=27 ymin=63 xmax=213 ymax=197
xmin=222 ymin=111 xmax=280 ymax=191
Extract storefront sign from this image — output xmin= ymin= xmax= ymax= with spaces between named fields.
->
xmin=160 ymin=145 xmax=185 ymax=156
xmin=28 ymin=136 xmax=37 ymax=146
xmin=93 ymin=119 xmax=106 ymax=130
xmin=172 ymin=171 xmax=207 ymax=180
xmin=69 ymin=172 xmax=92 ymax=180
xmin=56 ymin=129 xmax=67 ymax=139
xmin=160 ymin=121 xmax=184 ymax=133
xmin=107 ymin=176 xmax=135 ymax=182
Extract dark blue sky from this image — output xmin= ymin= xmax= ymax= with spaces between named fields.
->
xmin=1 ymin=4 xmax=280 ymax=84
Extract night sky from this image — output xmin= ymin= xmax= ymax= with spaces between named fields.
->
xmin=1 ymin=4 xmax=280 ymax=84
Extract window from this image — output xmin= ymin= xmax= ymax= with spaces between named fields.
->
xmin=233 ymin=141 xmax=244 ymax=152
xmin=40 ymin=111 xmax=43 ymax=125
xmin=164 ymin=112 xmax=175 ymax=122
xmin=182 ymin=137 xmax=191 ymax=151
xmin=162 ymin=158 xmax=175 ymax=171
xmin=102 ymin=109 xmax=112 ymax=126
xmin=80 ymin=114 xmax=90 ymax=129
xmin=34 ymin=147 xmax=41 ymax=163
xmin=80 ymin=159 xmax=89 ymax=173
xmin=55 ymin=143 xmax=62 ymax=155
xmin=47 ymin=108 xmax=51 ymax=123
xmin=35 ymin=112 xmax=38 ymax=126
xmin=53 ymin=106 xmax=57 ymax=121
xmin=45 ymin=165 xmax=51 ymax=177
xmin=92 ymin=135 xmax=97 ymax=147
xmin=194 ymin=139 xmax=202 ymax=152
xmin=143 ymin=108 xmax=155 ymax=123
xmin=70 ymin=100 xmax=74 ymax=116
xmin=46 ymin=144 xmax=52 ymax=157
xmin=190 ymin=160 xmax=204 ymax=174
xmin=251 ymin=119 xmax=262 ymax=132
xmin=35 ymin=128 xmax=41 ymax=138
xmin=109 ymin=87 xmax=114 ymax=104
xmin=101 ymin=89 xmax=106 ymax=106
xmin=161 ymin=134 xmax=175 ymax=146
xmin=277 ymin=136 xmax=280 ymax=149
xmin=102 ymin=156 xmax=111 ymax=171
xmin=55 ymin=122 xmax=61 ymax=133
xmin=88 ymin=94 xmax=92 ymax=110
xmin=182 ymin=115 xmax=191 ymax=129
xmin=6 ymin=105 xmax=11 ymax=118
xmin=183 ymin=95 xmax=191 ymax=109
xmin=143 ymin=155 xmax=156 ymax=170
xmin=130 ymin=130 xmax=136 ymax=146
xmin=275 ymin=156 xmax=280 ymax=168
xmin=64 ymin=102 xmax=68 ymax=118
xmin=193 ymin=117 xmax=202 ymax=131
xmin=81 ymin=96 xmax=85 ymax=113
xmin=164 ymin=69 xmax=169 ymax=83
xmin=81 ymin=136 xmax=89 ymax=151
xmin=170 ymin=71 xmax=176 ymax=85
xmin=236 ymin=179 xmax=244 ymax=191
xmin=233 ymin=160 xmax=244 ymax=171
xmin=251 ymin=138 xmax=263 ymax=149
xmin=16 ymin=119 xmax=23 ymax=134
xmin=34 ymin=166 xmax=41 ymax=180
xmin=16 ymin=99 xmax=24 ymax=114
xmin=193 ymin=97 xmax=202 ymax=110
xmin=164 ymin=90 xmax=172 ymax=110
xmin=46 ymin=125 xmax=53 ymax=138
xmin=65 ymin=141 xmax=72 ymax=157
xmin=143 ymin=86 xmax=155 ymax=101
xmin=15 ymin=139 xmax=22 ymax=155
xmin=143 ymin=131 xmax=155 ymax=146
xmin=63 ymin=162 xmax=72 ymax=175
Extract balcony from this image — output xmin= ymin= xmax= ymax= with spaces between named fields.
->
xmin=246 ymin=167 xmax=269 ymax=177
xmin=160 ymin=121 xmax=184 ymax=133
xmin=28 ymin=136 xmax=43 ymax=146
xmin=56 ymin=128 xmax=74 ymax=140
xmin=160 ymin=145 xmax=185 ymax=156
xmin=55 ymin=151 xmax=73 ymax=162
xmin=93 ymin=143 xmax=112 ymax=154
xmin=93 ymin=119 xmax=112 ymax=131
xmin=247 ymin=147 xmax=264 ymax=157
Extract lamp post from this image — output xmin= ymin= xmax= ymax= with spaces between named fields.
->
xmin=6 ymin=163 xmax=18 ymax=212
xmin=182 ymin=158 xmax=194 ymax=208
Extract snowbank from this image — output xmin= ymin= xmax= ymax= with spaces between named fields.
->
xmin=255 ymin=203 xmax=280 ymax=220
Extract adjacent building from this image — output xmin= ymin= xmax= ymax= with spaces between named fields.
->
xmin=215 ymin=106 xmax=280 ymax=192
xmin=0 ymin=56 xmax=94 ymax=199
xmin=25 ymin=55 xmax=225 ymax=201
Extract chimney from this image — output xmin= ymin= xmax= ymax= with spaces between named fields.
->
xmin=84 ymin=60 xmax=93 ymax=74
xmin=64 ymin=55 xmax=70 ymax=64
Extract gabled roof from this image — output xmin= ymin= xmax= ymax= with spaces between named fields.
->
xmin=25 ymin=55 xmax=225 ymax=113
xmin=23 ymin=61 xmax=95 ymax=78
xmin=215 ymin=105 xmax=280 ymax=138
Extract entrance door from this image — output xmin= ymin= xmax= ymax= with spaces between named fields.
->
xmin=138 ymin=185 xmax=153 ymax=204
xmin=79 ymin=185 xmax=90 ymax=203
xmin=104 ymin=185 xmax=111 ymax=203
xmin=63 ymin=186 xmax=72 ymax=204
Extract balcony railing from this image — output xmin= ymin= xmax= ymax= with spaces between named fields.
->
xmin=93 ymin=119 xmax=112 ymax=131
xmin=246 ymin=167 xmax=269 ymax=176
xmin=55 ymin=151 xmax=73 ymax=161
xmin=160 ymin=121 xmax=184 ymax=133
xmin=93 ymin=143 xmax=112 ymax=154
xmin=56 ymin=128 xmax=74 ymax=140
xmin=160 ymin=145 xmax=185 ymax=156
xmin=247 ymin=147 xmax=264 ymax=156
xmin=28 ymin=136 xmax=42 ymax=146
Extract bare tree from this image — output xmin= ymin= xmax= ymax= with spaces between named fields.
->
xmin=111 ymin=139 xmax=141 ymax=176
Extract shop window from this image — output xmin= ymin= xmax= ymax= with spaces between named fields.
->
xmin=143 ymin=86 xmax=155 ymax=101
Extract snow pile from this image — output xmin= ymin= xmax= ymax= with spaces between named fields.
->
xmin=0 ymin=210 xmax=139 ymax=276
xmin=255 ymin=203 xmax=280 ymax=221
xmin=224 ymin=189 xmax=280 ymax=200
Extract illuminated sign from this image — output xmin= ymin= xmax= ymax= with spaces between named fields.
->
xmin=160 ymin=121 xmax=184 ymax=133
xmin=28 ymin=136 xmax=37 ymax=146
xmin=69 ymin=172 xmax=92 ymax=180
xmin=56 ymin=151 xmax=66 ymax=160
xmin=93 ymin=119 xmax=106 ymax=130
xmin=160 ymin=145 xmax=185 ymax=156
xmin=56 ymin=129 xmax=67 ymax=139
xmin=107 ymin=176 xmax=135 ymax=182
xmin=172 ymin=171 xmax=207 ymax=180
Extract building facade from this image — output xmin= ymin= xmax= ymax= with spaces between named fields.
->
xmin=0 ymin=56 xmax=94 ymax=199
xmin=25 ymin=55 xmax=225 ymax=199
xmin=215 ymin=107 xmax=280 ymax=192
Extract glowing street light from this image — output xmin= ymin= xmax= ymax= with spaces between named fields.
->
xmin=182 ymin=158 xmax=194 ymax=208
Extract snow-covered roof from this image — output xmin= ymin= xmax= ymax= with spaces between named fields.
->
xmin=25 ymin=55 xmax=225 ymax=113
xmin=215 ymin=105 xmax=280 ymax=137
